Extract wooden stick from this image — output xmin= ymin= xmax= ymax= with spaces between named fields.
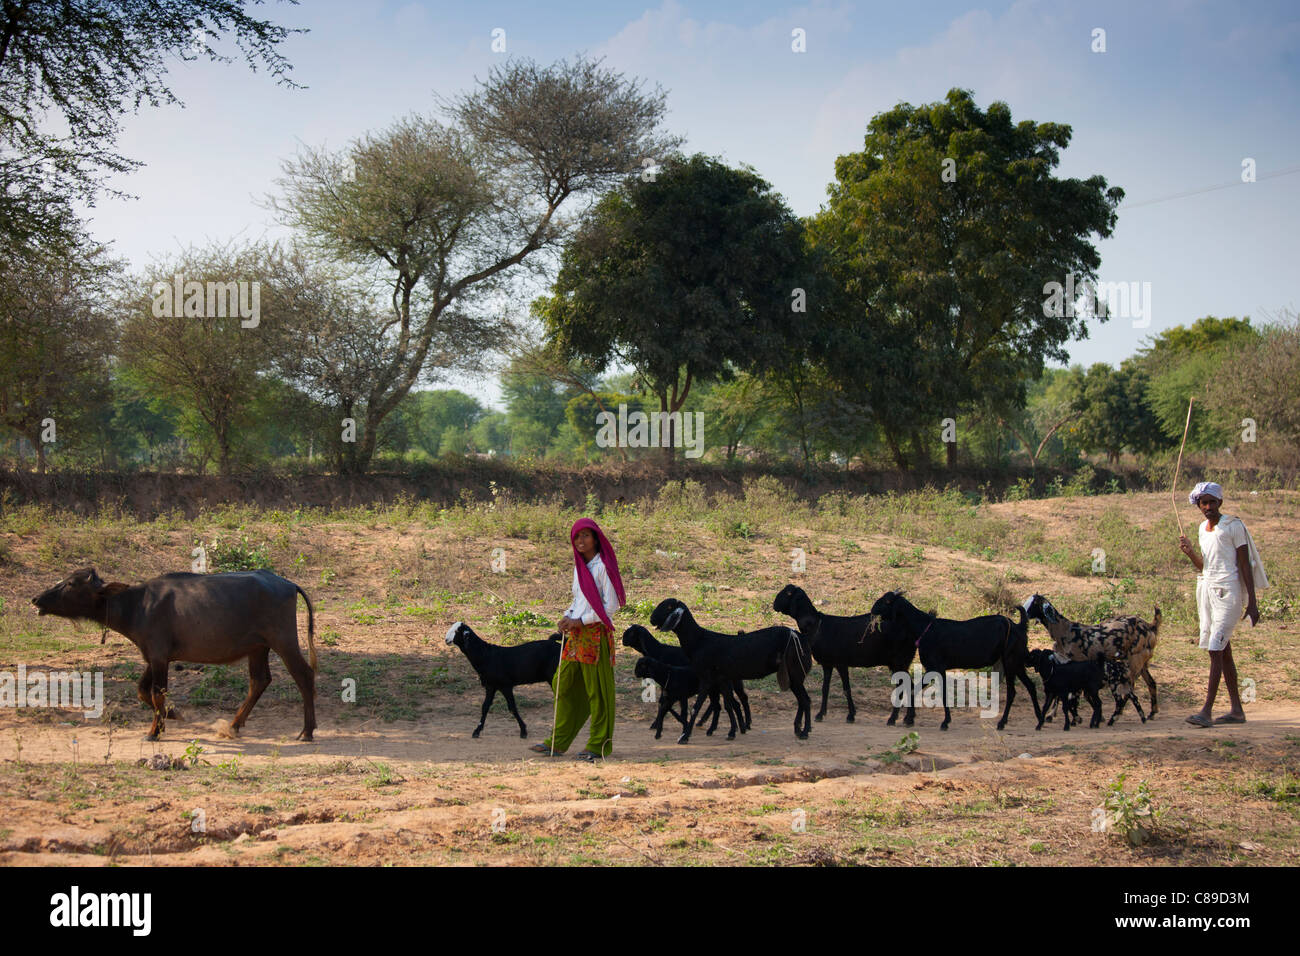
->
xmin=1171 ymin=397 xmax=1195 ymax=536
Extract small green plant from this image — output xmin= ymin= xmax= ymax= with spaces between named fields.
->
xmin=216 ymin=755 xmax=241 ymax=779
xmin=495 ymin=609 xmax=553 ymax=628
xmin=1096 ymin=773 xmax=1165 ymax=846
xmin=203 ymin=535 xmax=273 ymax=572
xmin=877 ymin=731 xmax=920 ymax=764
xmin=883 ymin=548 xmax=906 ymax=568
xmin=182 ymin=740 xmax=209 ymax=768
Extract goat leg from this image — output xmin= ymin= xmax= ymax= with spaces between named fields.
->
xmin=502 ymin=687 xmax=527 ymax=738
xmin=474 ymin=687 xmax=496 ymax=738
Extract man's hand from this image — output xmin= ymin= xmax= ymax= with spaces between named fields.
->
xmin=1245 ymin=601 xmax=1259 ymax=627
xmin=1178 ymin=534 xmax=1195 ymax=557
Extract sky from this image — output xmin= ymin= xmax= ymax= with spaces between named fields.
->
xmin=78 ymin=0 xmax=1300 ymax=409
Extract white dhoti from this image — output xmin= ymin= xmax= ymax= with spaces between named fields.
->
xmin=1197 ymin=576 xmax=1243 ymax=651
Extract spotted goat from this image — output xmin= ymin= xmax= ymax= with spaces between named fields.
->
xmin=1022 ymin=594 xmax=1159 ymax=724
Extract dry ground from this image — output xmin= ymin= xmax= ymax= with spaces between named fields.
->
xmin=1 ymin=488 xmax=1297 ymax=866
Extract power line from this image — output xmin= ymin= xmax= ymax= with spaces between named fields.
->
xmin=1120 ymin=163 xmax=1300 ymax=210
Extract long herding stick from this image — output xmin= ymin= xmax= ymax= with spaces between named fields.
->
xmin=550 ymin=628 xmax=568 ymax=756
xmin=1171 ymin=397 xmax=1195 ymax=537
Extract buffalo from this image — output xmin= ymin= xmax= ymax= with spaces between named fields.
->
xmin=33 ymin=568 xmax=318 ymax=741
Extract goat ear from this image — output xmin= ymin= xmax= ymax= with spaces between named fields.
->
xmin=660 ymin=606 xmax=685 ymax=631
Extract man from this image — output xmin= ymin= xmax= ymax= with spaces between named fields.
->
xmin=1177 ymin=481 xmax=1266 ymax=727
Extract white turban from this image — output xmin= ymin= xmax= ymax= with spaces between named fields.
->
xmin=1188 ymin=481 xmax=1224 ymax=505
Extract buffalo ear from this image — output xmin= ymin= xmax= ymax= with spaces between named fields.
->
xmin=97 ymin=582 xmax=130 ymax=603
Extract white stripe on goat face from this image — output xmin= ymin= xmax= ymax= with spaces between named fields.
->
xmin=1021 ymin=596 xmax=1034 ymax=613
xmin=445 ymin=622 xmax=464 ymax=644
xmin=661 ymin=606 xmax=684 ymax=631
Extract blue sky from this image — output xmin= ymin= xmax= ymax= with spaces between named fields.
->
xmin=82 ymin=0 xmax=1300 ymax=407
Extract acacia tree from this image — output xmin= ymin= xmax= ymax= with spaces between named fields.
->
xmin=0 ymin=236 xmax=118 ymax=471
xmin=537 ymin=153 xmax=816 ymax=462
xmin=0 ymin=0 xmax=302 ymax=260
xmin=269 ymin=56 xmax=677 ymax=473
xmin=119 ymin=243 xmax=281 ymax=474
xmin=809 ymin=88 xmax=1124 ymax=470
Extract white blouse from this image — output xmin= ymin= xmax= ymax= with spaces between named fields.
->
xmin=564 ymin=553 xmax=620 ymax=625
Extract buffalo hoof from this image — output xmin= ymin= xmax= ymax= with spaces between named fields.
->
xmin=472 ymin=728 xmax=482 ymax=738
xmin=814 ymin=713 xmax=824 ymax=722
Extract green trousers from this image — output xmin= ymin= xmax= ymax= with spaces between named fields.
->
xmin=543 ymin=633 xmax=615 ymax=756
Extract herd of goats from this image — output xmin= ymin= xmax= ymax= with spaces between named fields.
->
xmin=30 ymin=568 xmax=1160 ymax=745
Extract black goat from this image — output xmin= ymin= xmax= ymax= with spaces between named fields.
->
xmin=444 ymin=622 xmax=560 ymax=738
xmin=633 ymin=656 xmax=728 ymax=741
xmin=867 ymin=590 xmax=1041 ymax=730
xmin=773 ymin=584 xmax=916 ymax=725
xmin=649 ymin=598 xmax=813 ymax=742
xmin=621 ymin=625 xmax=750 ymax=737
xmin=1025 ymin=649 xmax=1104 ymax=730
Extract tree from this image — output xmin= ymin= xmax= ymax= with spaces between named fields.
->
xmin=119 ymin=244 xmax=280 ymax=474
xmin=538 ymin=153 xmax=813 ymax=462
xmin=809 ymin=88 xmax=1124 ymax=470
xmin=0 ymin=0 xmax=302 ymax=260
xmin=0 ymin=236 xmax=118 ymax=471
xmin=269 ymin=55 xmax=677 ymax=472
xmin=1066 ymin=362 xmax=1162 ymax=463
xmin=1135 ymin=316 xmax=1259 ymax=451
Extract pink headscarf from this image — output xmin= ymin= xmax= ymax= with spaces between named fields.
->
xmin=571 ymin=517 xmax=625 ymax=631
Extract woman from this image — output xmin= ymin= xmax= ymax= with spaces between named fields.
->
xmin=1178 ymin=481 xmax=1266 ymax=727
xmin=531 ymin=517 xmax=625 ymax=761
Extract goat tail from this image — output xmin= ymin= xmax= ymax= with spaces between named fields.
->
xmin=296 ymin=584 xmax=318 ymax=672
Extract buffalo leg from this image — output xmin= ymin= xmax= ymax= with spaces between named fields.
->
xmin=230 ymin=647 xmax=272 ymax=735
xmin=138 ymin=668 xmax=180 ymax=719
xmin=145 ymin=659 xmax=168 ymax=740
xmin=278 ymin=643 xmax=317 ymax=742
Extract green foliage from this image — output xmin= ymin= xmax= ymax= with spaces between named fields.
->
xmin=809 ymin=89 xmax=1124 ymax=469
xmin=202 ymin=535 xmax=274 ymax=573
xmin=538 ymin=153 xmax=815 ymax=460
xmin=1097 ymin=773 xmax=1166 ymax=846
xmin=877 ymin=732 xmax=920 ymax=764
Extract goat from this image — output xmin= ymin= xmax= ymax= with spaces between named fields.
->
xmin=1025 ymin=649 xmax=1104 ymax=730
xmin=621 ymin=625 xmax=750 ymax=736
xmin=33 ymin=567 xmax=317 ymax=741
xmin=649 ymin=598 xmax=813 ymax=742
xmin=444 ymin=622 xmax=560 ymax=738
xmin=1022 ymin=594 xmax=1159 ymax=723
xmin=632 ymin=656 xmax=727 ymax=740
xmin=773 ymin=584 xmax=916 ymax=725
xmin=867 ymin=590 xmax=1041 ymax=730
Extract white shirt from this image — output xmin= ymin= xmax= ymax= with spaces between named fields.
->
xmin=1199 ymin=515 xmax=1248 ymax=586
xmin=564 ymin=553 xmax=620 ymax=625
